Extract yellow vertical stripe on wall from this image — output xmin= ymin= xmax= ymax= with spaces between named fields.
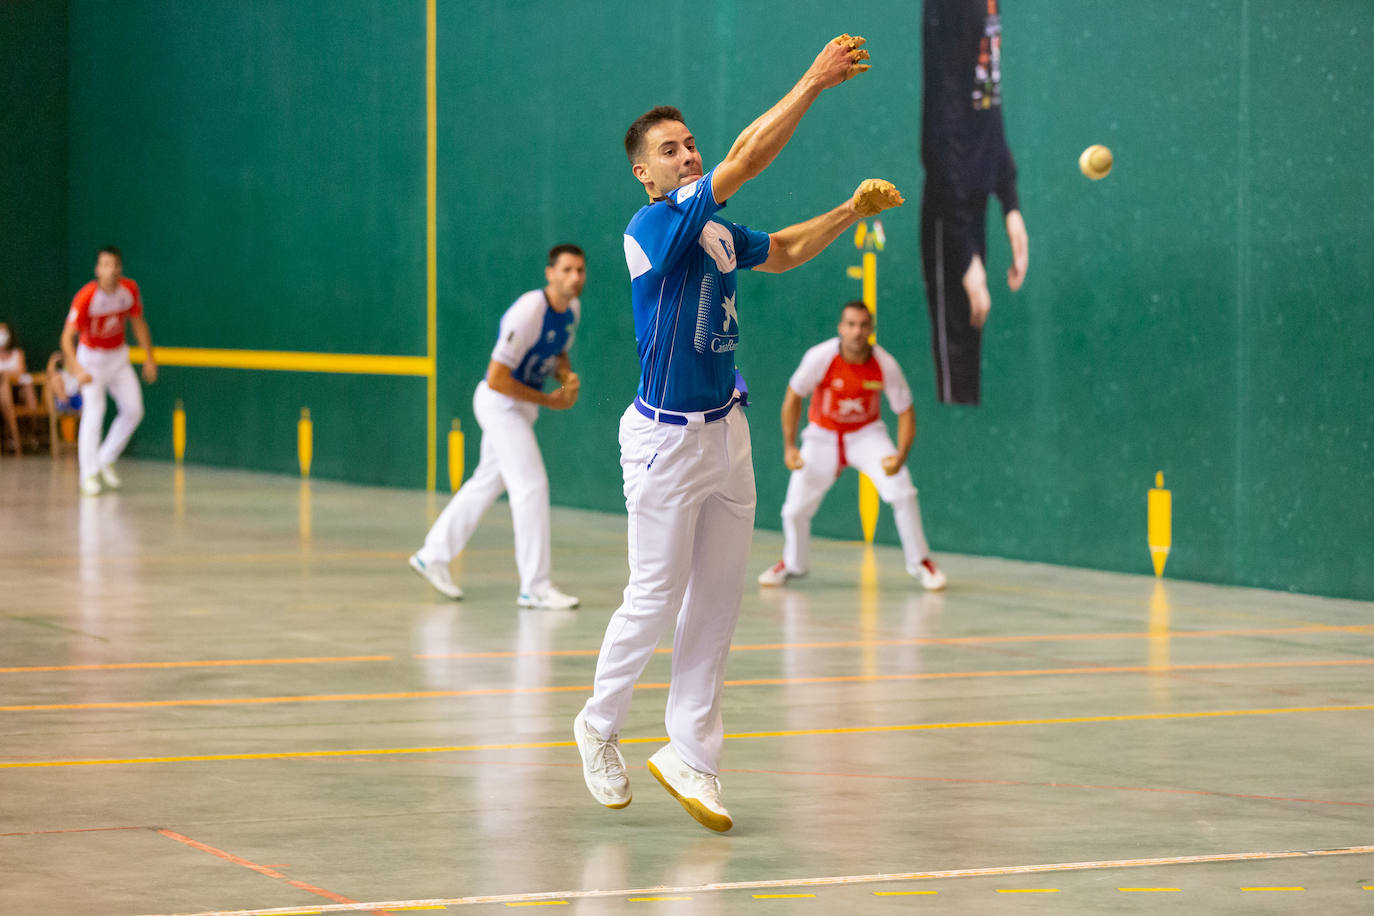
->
xmin=426 ymin=0 xmax=438 ymax=491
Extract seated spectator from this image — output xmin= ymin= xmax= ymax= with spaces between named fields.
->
xmin=0 ymin=322 xmax=39 ymax=454
xmin=46 ymin=351 xmax=84 ymax=413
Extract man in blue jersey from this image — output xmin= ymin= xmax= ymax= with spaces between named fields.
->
xmin=409 ymin=245 xmax=585 ymax=609
xmin=574 ymin=34 xmax=906 ymax=832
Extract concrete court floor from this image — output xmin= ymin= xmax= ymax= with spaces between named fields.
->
xmin=1 ymin=458 xmax=1372 ymax=916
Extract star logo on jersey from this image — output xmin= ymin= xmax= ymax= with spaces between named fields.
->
xmin=837 ymin=396 xmax=867 ymax=417
xmin=721 ymin=292 xmax=738 ymax=333
xmin=546 ymin=330 xmax=556 ymax=342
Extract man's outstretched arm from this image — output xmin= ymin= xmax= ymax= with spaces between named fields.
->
xmin=711 ymin=35 xmax=870 ymax=205
xmin=755 ymin=180 xmax=904 ymax=274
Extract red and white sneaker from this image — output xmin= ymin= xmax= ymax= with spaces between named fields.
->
xmin=916 ymin=557 xmax=947 ymax=591
xmin=757 ymin=560 xmax=795 ymax=587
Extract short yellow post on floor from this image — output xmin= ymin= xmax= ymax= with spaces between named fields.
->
xmin=447 ymin=418 xmax=464 ymax=492
xmin=298 ymin=407 xmax=313 ymax=478
xmin=1148 ymin=471 xmax=1171 ymax=576
xmin=172 ymin=399 xmax=186 ymax=462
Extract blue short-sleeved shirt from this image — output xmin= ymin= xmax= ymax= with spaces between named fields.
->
xmin=622 ymin=168 xmax=772 ymax=412
xmin=489 ymin=289 xmax=580 ymax=392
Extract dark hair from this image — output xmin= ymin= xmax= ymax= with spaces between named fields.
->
xmin=625 ymin=106 xmax=685 ymax=162
xmin=547 ymin=244 xmax=584 ymax=266
xmin=841 ymin=300 xmax=872 ymax=319
xmin=98 ymin=245 xmax=123 ymax=262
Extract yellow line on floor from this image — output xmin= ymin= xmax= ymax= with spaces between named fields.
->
xmin=5 ymin=704 xmax=1372 ymax=768
xmin=752 ymin=893 xmax=815 ymax=898
xmin=118 ymin=845 xmax=1374 ymax=915
xmin=7 ymin=658 xmax=1371 ymax=711
xmin=5 ymin=624 xmax=1369 ymax=674
xmin=417 ymin=624 xmax=1374 ymax=659
xmin=0 ymin=656 xmax=393 ymax=674
xmin=1119 ymin=887 xmax=1181 ymax=892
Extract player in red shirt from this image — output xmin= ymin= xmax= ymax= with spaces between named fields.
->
xmin=60 ymin=246 xmax=158 ymax=496
xmin=759 ymin=301 xmax=946 ymax=589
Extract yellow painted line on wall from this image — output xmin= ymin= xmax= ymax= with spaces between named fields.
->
xmin=129 ymin=346 xmax=432 ymax=377
xmin=425 ymin=0 xmax=438 ymax=491
xmin=6 ymin=704 xmax=1373 ymax=768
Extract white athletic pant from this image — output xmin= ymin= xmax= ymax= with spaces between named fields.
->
xmin=782 ymin=421 xmax=932 ymax=575
xmin=76 ymin=344 xmax=144 ymax=479
xmin=418 ymin=381 xmax=551 ymax=595
xmin=582 ymin=402 xmax=756 ymax=776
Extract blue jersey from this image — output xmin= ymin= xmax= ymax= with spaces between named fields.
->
xmin=489 ymin=289 xmax=580 ymax=391
xmin=622 ymin=168 xmax=771 ymax=412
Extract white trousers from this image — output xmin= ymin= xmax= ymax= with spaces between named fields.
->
xmin=781 ymin=421 xmax=932 ymax=575
xmin=418 ymin=381 xmax=551 ymax=595
xmin=582 ymin=403 xmax=756 ymax=776
xmin=76 ymin=344 xmax=144 ymax=479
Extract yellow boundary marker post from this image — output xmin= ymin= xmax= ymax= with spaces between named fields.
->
xmin=172 ymin=398 xmax=186 ymax=462
xmin=297 ymin=408 xmax=312 ymax=478
xmin=1148 ymin=471 xmax=1171 ymax=576
xmin=447 ymin=419 xmax=464 ymax=492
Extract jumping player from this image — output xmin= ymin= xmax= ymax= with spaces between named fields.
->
xmin=408 ymin=245 xmax=585 ymax=610
xmin=758 ymin=301 xmax=946 ymax=590
xmin=574 ymin=34 xmax=905 ymax=832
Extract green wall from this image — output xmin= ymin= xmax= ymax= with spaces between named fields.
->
xmin=1 ymin=1 xmax=68 ymax=358
xmin=55 ymin=1 xmax=1373 ymax=599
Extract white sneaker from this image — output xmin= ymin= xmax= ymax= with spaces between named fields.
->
xmin=518 ymin=585 xmax=579 ymax=609
xmin=408 ymin=553 xmax=463 ymax=599
xmin=757 ymin=560 xmax=797 ymax=587
xmin=916 ymin=557 xmax=947 ymax=591
xmin=573 ymin=709 xmax=631 ymax=809
xmin=79 ymin=474 xmax=102 ymax=497
xmin=99 ymin=464 xmax=121 ymax=489
xmin=647 ymin=743 xmax=732 ymax=832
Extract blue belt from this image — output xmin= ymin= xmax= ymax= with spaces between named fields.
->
xmin=634 ymin=393 xmax=740 ymax=427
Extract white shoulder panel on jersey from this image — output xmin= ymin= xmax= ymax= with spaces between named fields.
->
xmin=872 ymin=344 xmax=913 ymax=414
xmin=490 ymin=290 xmax=546 ymax=368
xmin=698 ymin=222 xmax=737 ymax=273
xmin=624 ymin=234 xmax=652 ymax=280
xmin=788 ymin=338 xmax=841 ymax=397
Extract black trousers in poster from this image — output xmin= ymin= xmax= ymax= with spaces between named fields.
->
xmin=920 ymin=183 xmax=987 ymax=406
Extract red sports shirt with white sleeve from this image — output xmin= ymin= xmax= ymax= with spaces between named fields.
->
xmin=67 ymin=278 xmax=143 ymax=350
xmin=787 ymin=339 xmax=913 ymax=433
